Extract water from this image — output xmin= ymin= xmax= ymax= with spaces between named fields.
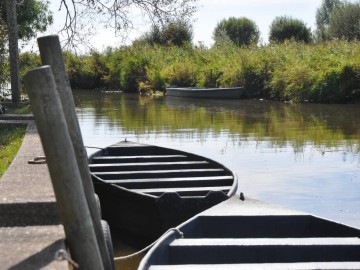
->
xmin=74 ymin=90 xmax=360 ymax=267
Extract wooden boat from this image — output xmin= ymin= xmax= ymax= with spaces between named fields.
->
xmin=166 ymin=87 xmax=245 ymax=99
xmin=88 ymin=141 xmax=237 ymax=246
xmin=139 ymin=196 xmax=360 ymax=270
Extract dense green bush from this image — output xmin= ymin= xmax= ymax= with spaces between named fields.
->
xmin=19 ymin=52 xmax=41 ymax=90
xmin=213 ymin=17 xmax=260 ymax=47
xmin=64 ymin=50 xmax=108 ymax=89
xmin=136 ymin=20 xmax=193 ymax=46
xmin=269 ymin=16 xmax=312 ymax=43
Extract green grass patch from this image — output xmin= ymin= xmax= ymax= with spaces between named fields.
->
xmin=0 ymin=124 xmax=26 ymax=178
xmin=5 ymin=103 xmax=32 ymax=114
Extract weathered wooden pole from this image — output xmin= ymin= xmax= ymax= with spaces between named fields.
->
xmin=24 ymin=66 xmax=104 ymax=270
xmin=37 ymin=35 xmax=113 ymax=270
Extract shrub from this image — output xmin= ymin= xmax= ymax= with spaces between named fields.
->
xmin=162 ymin=60 xmax=197 ymax=87
xmin=19 ymin=52 xmax=41 ymax=90
xmin=136 ymin=20 xmax=193 ymax=46
xmin=269 ymin=16 xmax=312 ymax=43
xmin=312 ymin=65 xmax=360 ymax=102
xmin=213 ymin=17 xmax=260 ymax=47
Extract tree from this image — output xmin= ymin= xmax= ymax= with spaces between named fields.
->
xmin=1 ymin=0 xmax=52 ymax=103
xmin=161 ymin=20 xmax=193 ymax=46
xmin=6 ymin=0 xmax=21 ymax=103
xmin=0 ymin=14 xmax=7 ymax=89
xmin=58 ymin=0 xmax=197 ymax=49
xmin=213 ymin=17 xmax=260 ymax=47
xmin=269 ymin=16 xmax=312 ymax=43
xmin=329 ymin=2 xmax=360 ymax=41
xmin=137 ymin=20 xmax=193 ymax=46
xmin=315 ymin=0 xmax=342 ymax=41
xmin=1 ymin=0 xmax=53 ymax=41
xmin=1 ymin=0 xmax=52 ymax=102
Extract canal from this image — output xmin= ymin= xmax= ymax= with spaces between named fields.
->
xmin=74 ymin=90 xmax=360 ymax=268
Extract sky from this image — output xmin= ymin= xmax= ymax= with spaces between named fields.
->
xmin=38 ymin=0 xmax=323 ymax=51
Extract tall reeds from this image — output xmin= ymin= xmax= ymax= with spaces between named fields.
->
xmin=18 ymin=40 xmax=360 ymax=103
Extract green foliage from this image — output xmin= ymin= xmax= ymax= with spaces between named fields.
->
xmin=118 ymin=46 xmax=149 ymax=92
xmin=0 ymin=0 xmax=53 ymax=41
xmin=315 ymin=0 xmax=342 ymax=41
xmin=213 ymin=17 xmax=260 ymax=47
xmin=64 ymin=50 xmax=108 ymax=89
xmin=55 ymin=39 xmax=360 ymax=103
xmin=312 ymin=64 xmax=360 ymax=102
xmin=329 ymin=2 xmax=360 ymax=41
xmin=136 ymin=20 xmax=193 ymax=46
xmin=163 ymin=60 xmax=197 ymax=87
xmin=19 ymin=52 xmax=40 ymax=89
xmin=264 ymin=40 xmax=360 ymax=102
xmin=269 ymin=16 xmax=312 ymax=43
xmin=1 ymin=0 xmax=52 ymax=91
xmin=160 ymin=20 xmax=193 ymax=46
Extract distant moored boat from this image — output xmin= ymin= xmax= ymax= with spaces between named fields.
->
xmin=166 ymin=86 xmax=245 ymax=99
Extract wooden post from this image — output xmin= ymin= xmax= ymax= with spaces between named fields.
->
xmin=24 ymin=66 xmax=104 ymax=270
xmin=37 ymin=35 xmax=113 ymax=270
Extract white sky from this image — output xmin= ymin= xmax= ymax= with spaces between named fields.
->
xmin=30 ymin=0 xmax=323 ymax=51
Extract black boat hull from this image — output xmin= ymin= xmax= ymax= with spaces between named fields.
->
xmin=89 ymin=141 xmax=237 ymax=245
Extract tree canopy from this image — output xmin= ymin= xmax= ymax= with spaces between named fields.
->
xmin=0 ymin=0 xmax=52 ymax=96
xmin=136 ymin=20 xmax=193 ymax=46
xmin=0 ymin=0 xmax=53 ymax=41
xmin=213 ymin=17 xmax=260 ymax=47
xmin=269 ymin=16 xmax=312 ymax=43
xmin=315 ymin=0 xmax=342 ymax=41
xmin=329 ymin=1 xmax=360 ymax=41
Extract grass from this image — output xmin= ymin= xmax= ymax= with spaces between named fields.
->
xmin=5 ymin=103 xmax=32 ymax=114
xmin=0 ymin=124 xmax=26 ymax=178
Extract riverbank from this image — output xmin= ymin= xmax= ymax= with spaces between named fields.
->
xmin=8 ymin=40 xmax=359 ymax=104
xmin=0 ymin=120 xmax=67 ymax=269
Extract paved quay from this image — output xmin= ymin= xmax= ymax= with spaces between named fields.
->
xmin=0 ymin=119 xmax=68 ymax=269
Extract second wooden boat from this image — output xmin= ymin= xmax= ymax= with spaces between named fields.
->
xmin=166 ymin=87 xmax=245 ymax=99
xmin=139 ymin=196 xmax=360 ymax=270
xmin=88 ymin=141 xmax=237 ymax=245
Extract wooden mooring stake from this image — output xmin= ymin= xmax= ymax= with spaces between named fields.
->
xmin=37 ymin=35 xmax=113 ymax=270
xmin=24 ymin=66 xmax=104 ymax=270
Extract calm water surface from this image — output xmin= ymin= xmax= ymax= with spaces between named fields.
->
xmin=74 ymin=90 xmax=360 ymax=265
